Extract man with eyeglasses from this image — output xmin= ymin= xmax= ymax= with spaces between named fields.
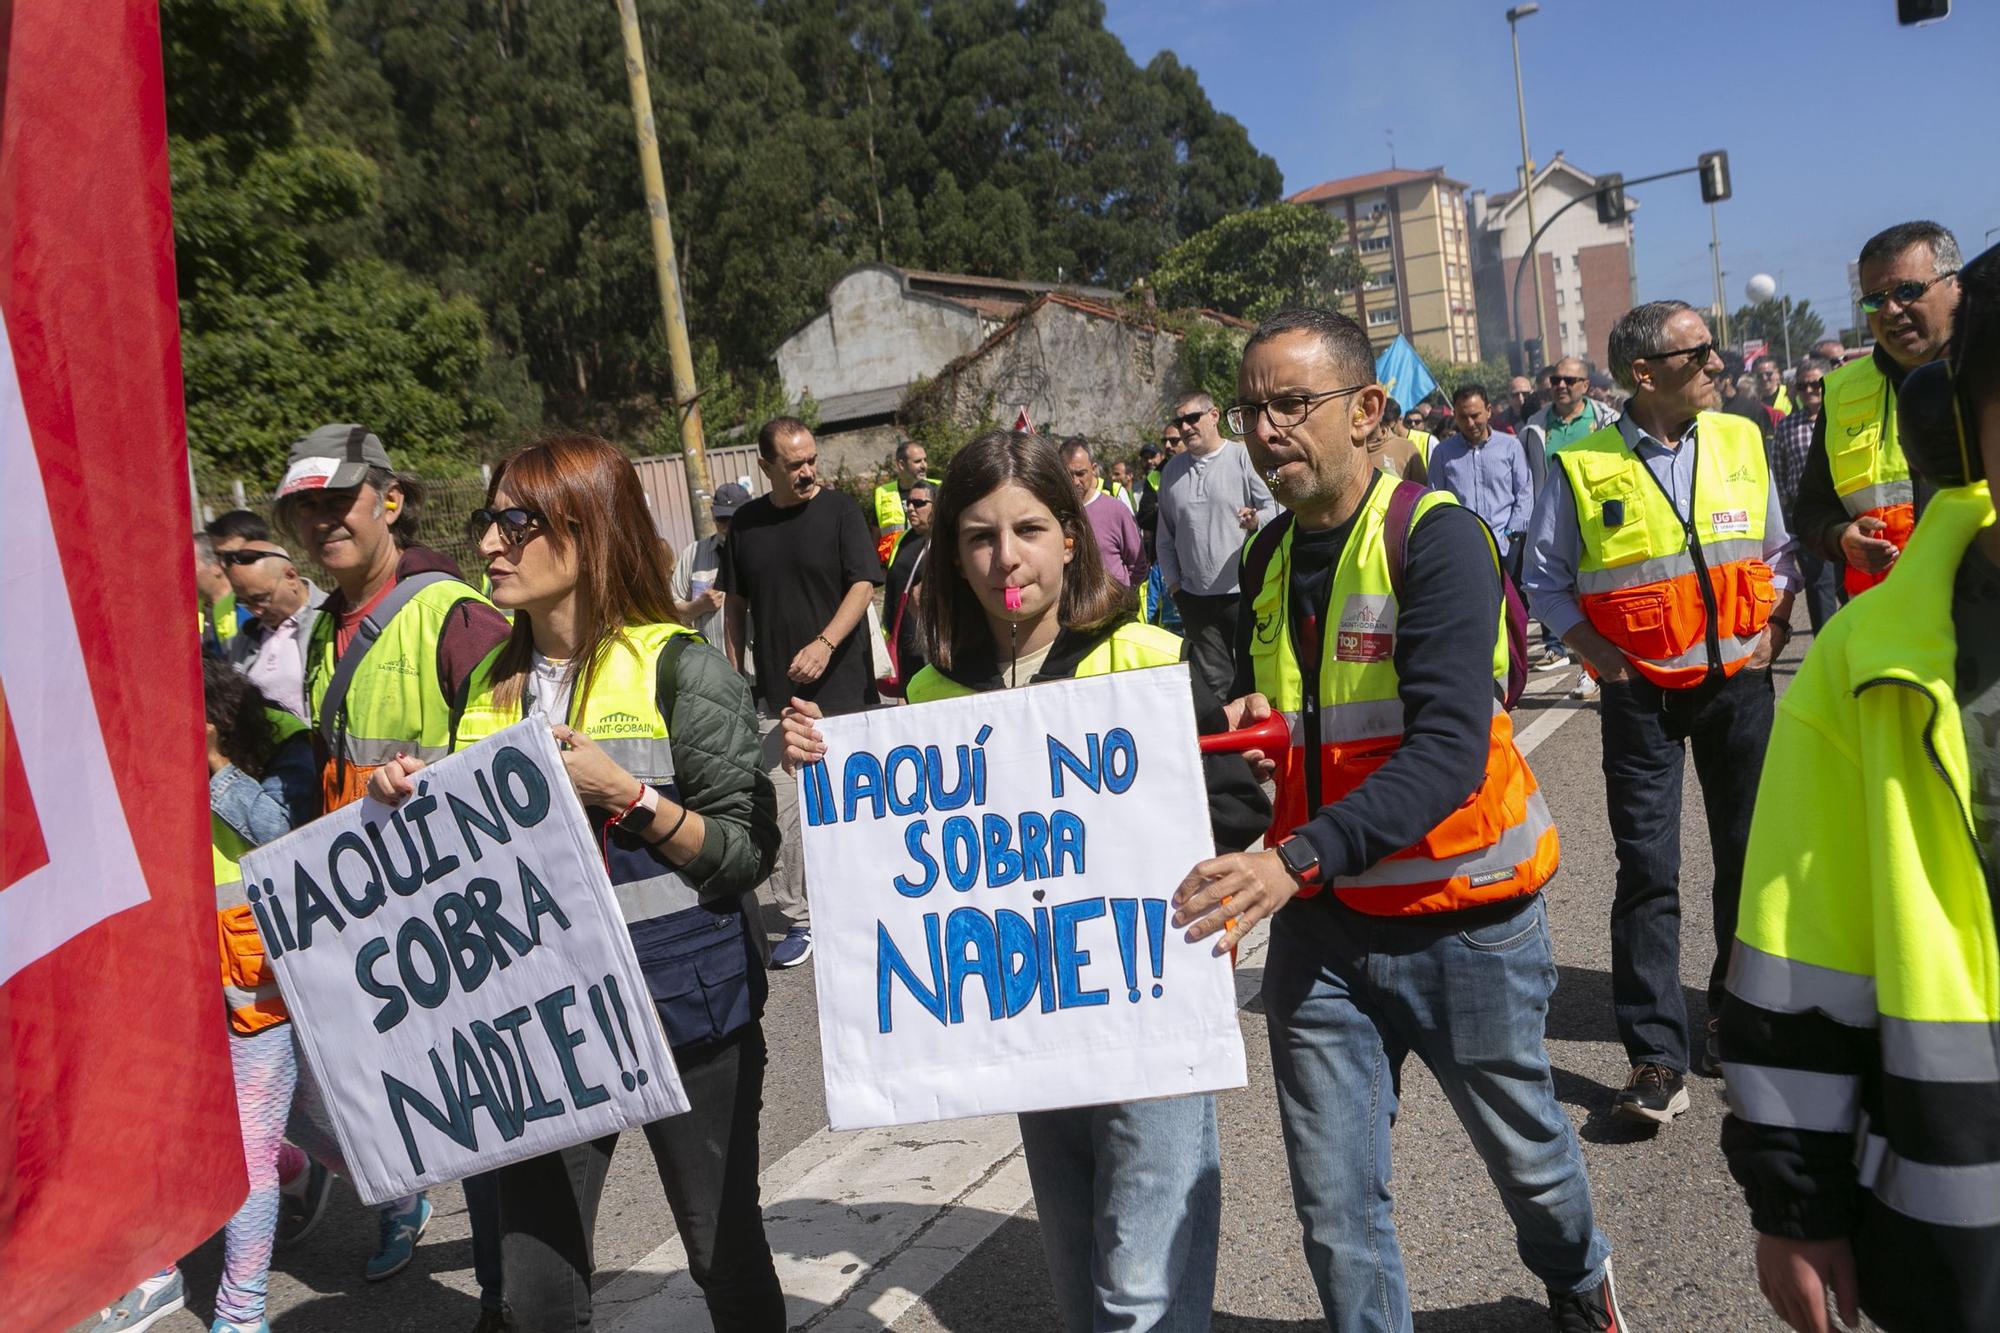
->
xmin=1155 ymin=390 xmax=1276 ymax=696
xmin=1522 ymin=300 xmax=1799 ymax=1128
xmin=223 ymin=540 xmax=327 ymax=719
xmin=1175 ymin=306 xmax=1623 ymax=1332
xmin=1794 ymin=221 xmax=1962 ymax=598
xmin=1520 ymin=357 xmax=1618 ymax=494
xmin=1755 ymin=356 xmax=1792 ymax=419
xmin=1494 ymin=374 xmax=1539 ymax=435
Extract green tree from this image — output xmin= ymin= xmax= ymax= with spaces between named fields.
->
xmin=1728 ymin=298 xmax=1827 ymax=361
xmin=164 ymin=0 xmax=506 ymax=491
xmin=1149 ymin=204 xmax=1368 ymax=320
xmin=1177 ymin=323 xmax=1248 ymax=415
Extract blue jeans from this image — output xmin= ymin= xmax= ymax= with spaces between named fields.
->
xmin=1264 ymin=895 xmax=1608 ymax=1333
xmin=1019 ymin=1094 xmax=1220 ymax=1333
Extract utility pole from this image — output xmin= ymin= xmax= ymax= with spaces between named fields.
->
xmin=616 ymin=0 xmax=715 ymax=540
xmin=1507 ymin=3 xmax=1547 ymax=370
xmin=1709 ymin=202 xmax=1729 ymax=348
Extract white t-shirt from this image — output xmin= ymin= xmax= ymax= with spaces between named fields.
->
xmin=529 ymin=652 xmax=575 ymax=725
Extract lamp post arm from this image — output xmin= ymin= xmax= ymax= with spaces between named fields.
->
xmin=1509 ymin=164 xmax=1704 ymax=371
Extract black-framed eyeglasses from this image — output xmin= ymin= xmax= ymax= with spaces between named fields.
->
xmin=1637 ymin=341 xmax=1715 ymax=367
xmin=1225 ymin=384 xmax=1370 ymax=436
xmin=907 ymin=496 xmax=933 ymax=510
xmin=218 ymin=548 xmax=290 ymax=567
xmin=1548 ymin=375 xmax=1587 ymax=388
xmin=1858 ymin=271 xmax=1956 ymax=314
xmin=469 ymin=506 xmax=548 ymax=546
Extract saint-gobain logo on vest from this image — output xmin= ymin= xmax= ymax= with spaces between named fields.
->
xmin=1335 ymin=593 xmax=1396 ymax=664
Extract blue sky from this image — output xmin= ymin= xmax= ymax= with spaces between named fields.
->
xmin=1104 ymin=0 xmax=2000 ymax=346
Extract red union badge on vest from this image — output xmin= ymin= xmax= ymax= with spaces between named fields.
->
xmin=1710 ymin=508 xmax=1752 ymax=535
xmin=1335 ymin=593 xmax=1396 ymax=663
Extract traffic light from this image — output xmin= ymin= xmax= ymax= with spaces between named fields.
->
xmin=1898 ymin=0 xmax=1949 ymax=25
xmin=1698 ymin=151 xmax=1732 ymax=204
xmin=1595 ymin=173 xmax=1628 ymax=224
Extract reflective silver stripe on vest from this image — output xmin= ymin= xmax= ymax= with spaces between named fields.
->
xmin=1840 ymin=478 xmax=1915 ymax=517
xmin=224 ymin=980 xmax=281 ymax=1014
xmin=1725 ymin=941 xmax=1878 ymax=1027
xmin=1335 ymin=789 xmax=1553 ymax=889
xmin=1880 ymin=1016 xmax=2000 ymax=1084
xmin=217 ymin=878 xmax=250 ymax=911
xmin=341 ymin=736 xmax=454 ymax=767
xmin=616 ymin=871 xmax=705 ymax=924
xmin=596 ymin=737 xmax=676 ymax=783
xmin=1573 ymin=538 xmax=1768 ymax=596
xmin=1722 ymin=1062 xmax=1861 ymax=1133
xmin=1633 ymin=631 xmax=1763 ymax=675
xmin=1858 ymin=1134 xmax=2000 ymax=1228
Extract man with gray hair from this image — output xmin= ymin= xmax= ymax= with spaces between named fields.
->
xmin=1156 ymin=390 xmax=1277 ymax=695
xmin=1794 ymin=220 xmax=1961 ymax=599
xmin=1060 ymin=437 xmax=1149 ymax=588
xmin=223 ymin=539 xmax=327 ymax=719
xmin=1522 ymin=298 xmax=1799 ymax=1127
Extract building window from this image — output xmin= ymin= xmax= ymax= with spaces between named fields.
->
xmin=1364 ymin=269 xmax=1396 ymax=289
xmin=1368 ymin=308 xmax=1397 ymax=328
xmin=1360 ymin=235 xmax=1393 ymax=254
xmin=1553 ymin=255 xmax=1563 ymax=273
xmin=1556 ymin=288 xmax=1565 ymax=306
xmin=1560 ymin=321 xmax=1570 ymax=341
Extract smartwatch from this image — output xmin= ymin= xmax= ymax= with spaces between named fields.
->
xmin=1277 ymin=835 xmax=1323 ymax=888
xmin=617 ymin=784 xmax=661 ymax=835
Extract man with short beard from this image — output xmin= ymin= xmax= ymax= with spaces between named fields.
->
xmin=1794 ymin=221 xmax=1962 ymax=597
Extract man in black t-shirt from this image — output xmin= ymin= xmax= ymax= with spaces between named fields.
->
xmin=720 ymin=416 xmax=883 ymax=967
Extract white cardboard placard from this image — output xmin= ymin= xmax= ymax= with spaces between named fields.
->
xmin=801 ymin=665 xmax=1247 ymax=1129
xmin=240 ymin=721 xmax=687 ymax=1204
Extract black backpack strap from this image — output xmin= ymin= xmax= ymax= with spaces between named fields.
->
xmin=1238 ymin=510 xmax=1295 ymax=602
xmin=316 ymin=571 xmax=458 ymax=748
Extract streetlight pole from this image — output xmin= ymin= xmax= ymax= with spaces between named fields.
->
xmin=1507 ymin=3 xmax=1547 ymax=371
xmin=1709 ymin=202 xmax=1729 ymax=348
xmin=616 ymin=0 xmax=716 ymax=540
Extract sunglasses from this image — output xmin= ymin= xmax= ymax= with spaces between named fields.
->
xmin=1858 ymin=271 xmax=1956 ymax=315
xmin=1169 ymin=410 xmax=1208 ymax=430
xmin=1548 ymin=375 xmax=1587 ymax=388
xmin=1638 ymin=341 xmax=1715 ymax=367
xmin=907 ymin=496 xmax=933 ymax=510
xmin=470 ymin=506 xmax=548 ymax=546
xmin=218 ymin=548 xmax=290 ymax=567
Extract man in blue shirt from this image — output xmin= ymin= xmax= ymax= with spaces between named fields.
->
xmin=1426 ymin=384 xmax=1535 ymax=570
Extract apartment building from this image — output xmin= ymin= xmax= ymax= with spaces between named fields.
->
xmin=1287 ymin=166 xmax=1482 ymax=365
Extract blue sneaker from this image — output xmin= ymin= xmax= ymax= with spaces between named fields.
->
xmin=211 ymin=1320 xmax=271 ymax=1333
xmin=276 ymin=1157 xmax=334 ymax=1248
xmin=90 ymin=1269 xmax=185 ymax=1332
xmin=364 ymin=1194 xmax=432 ymax=1281
xmin=770 ymin=925 xmax=813 ymax=968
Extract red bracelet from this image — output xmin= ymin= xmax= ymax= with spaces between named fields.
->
xmin=601 ymin=787 xmax=646 ymax=869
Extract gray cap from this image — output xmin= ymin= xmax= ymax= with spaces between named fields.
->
xmin=276 ymin=423 xmax=395 ymax=497
xmin=710 ymin=481 xmax=752 ymax=518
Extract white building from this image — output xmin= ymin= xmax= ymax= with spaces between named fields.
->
xmin=1469 ymin=154 xmax=1639 ymax=370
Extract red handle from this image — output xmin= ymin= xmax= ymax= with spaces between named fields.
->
xmin=1198 ymin=710 xmax=1290 ymax=755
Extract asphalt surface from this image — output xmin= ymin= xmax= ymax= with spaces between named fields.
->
xmin=103 ymin=647 xmax=1818 ymax=1333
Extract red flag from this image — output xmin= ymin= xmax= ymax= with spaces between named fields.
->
xmin=1 ymin=4 xmax=247 ymax=1328
xmin=1011 ymin=405 xmax=1034 ymax=433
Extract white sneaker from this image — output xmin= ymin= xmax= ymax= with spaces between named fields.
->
xmin=1570 ymin=674 xmax=1599 ymax=699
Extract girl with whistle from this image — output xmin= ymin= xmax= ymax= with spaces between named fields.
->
xmin=369 ymin=436 xmax=783 ymax=1333
xmin=780 ymin=428 xmax=1270 ymax=1333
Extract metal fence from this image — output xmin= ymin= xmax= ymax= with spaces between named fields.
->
xmin=217 ymin=446 xmax=773 ymax=579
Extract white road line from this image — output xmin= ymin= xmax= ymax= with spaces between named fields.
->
xmin=602 ymin=671 xmax=1589 ymax=1330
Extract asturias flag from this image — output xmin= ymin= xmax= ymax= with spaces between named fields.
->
xmin=1374 ymin=336 xmax=1438 ymax=413
xmin=2 ymin=3 xmax=249 ymax=1327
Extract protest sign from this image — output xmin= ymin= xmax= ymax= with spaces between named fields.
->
xmin=240 ymin=720 xmax=687 ymax=1204
xmin=802 ymin=665 xmax=1247 ymax=1130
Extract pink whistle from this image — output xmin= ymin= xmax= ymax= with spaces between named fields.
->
xmin=1003 ymin=586 xmax=1023 ymax=611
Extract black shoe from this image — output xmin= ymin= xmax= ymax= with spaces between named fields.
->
xmin=1614 ymin=1062 xmax=1689 ymax=1125
xmin=1549 ymin=1259 xmax=1628 ymax=1331
xmin=1695 ymin=1017 xmax=1722 ymax=1078
xmin=275 ymin=1158 xmax=334 ymax=1249
xmin=469 ymin=1309 xmax=511 ymax=1333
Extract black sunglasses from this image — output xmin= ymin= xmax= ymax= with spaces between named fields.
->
xmin=1639 ymin=341 xmax=1715 ymax=367
xmin=907 ymin=496 xmax=933 ymax=510
xmin=1858 ymin=271 xmax=1956 ymax=315
xmin=469 ymin=506 xmax=548 ymax=545
xmin=1169 ymin=409 xmax=1208 ymax=430
xmin=1548 ymin=375 xmax=1587 ymax=388
xmin=218 ymin=548 xmax=290 ymax=567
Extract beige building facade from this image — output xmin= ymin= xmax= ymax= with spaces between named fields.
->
xmin=1288 ymin=166 xmax=1482 ymax=365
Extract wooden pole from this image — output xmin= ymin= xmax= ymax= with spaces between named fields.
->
xmin=616 ymin=0 xmax=715 ymax=540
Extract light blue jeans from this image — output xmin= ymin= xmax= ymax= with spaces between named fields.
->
xmin=1263 ymin=894 xmax=1608 ymax=1333
xmin=1019 ymin=1094 xmax=1220 ymax=1333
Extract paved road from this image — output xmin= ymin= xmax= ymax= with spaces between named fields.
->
xmin=120 ymin=651 xmax=1809 ymax=1332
